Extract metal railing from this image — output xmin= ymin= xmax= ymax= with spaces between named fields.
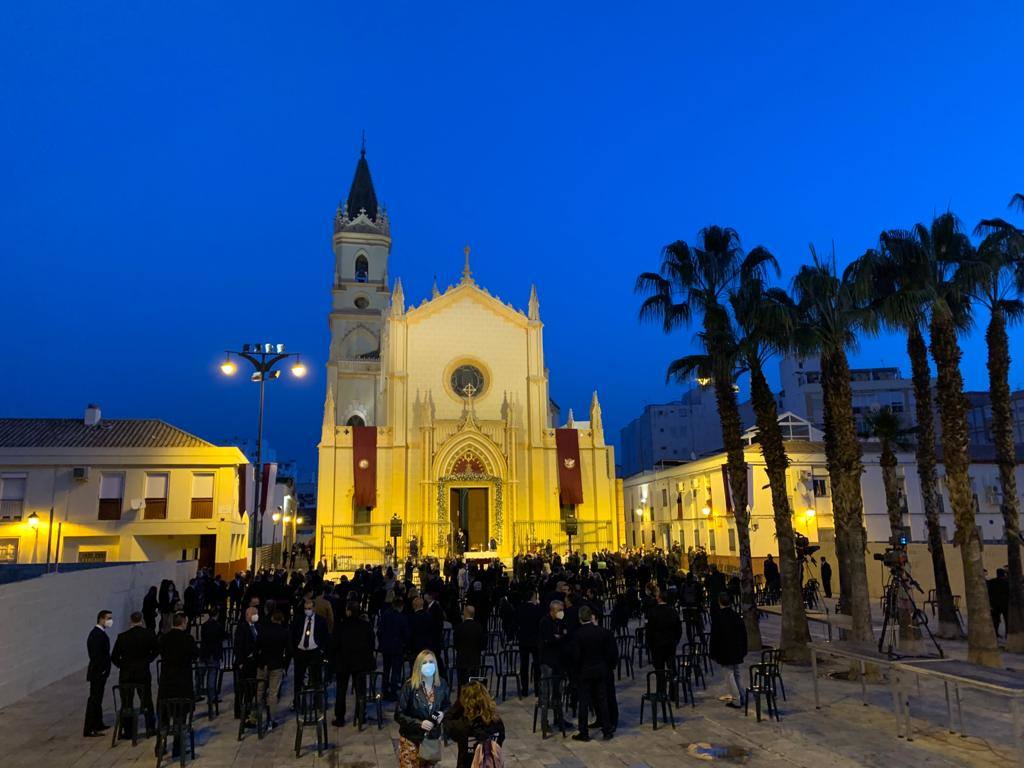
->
xmin=511 ymin=519 xmax=613 ymax=555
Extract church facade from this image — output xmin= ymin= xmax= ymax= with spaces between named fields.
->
xmin=315 ymin=151 xmax=621 ymax=567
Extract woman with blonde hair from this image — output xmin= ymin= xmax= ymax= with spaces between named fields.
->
xmin=445 ymin=682 xmax=506 ymax=768
xmin=395 ymin=649 xmax=450 ymax=766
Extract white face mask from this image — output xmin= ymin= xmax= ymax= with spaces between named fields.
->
xmin=103 ymin=618 xmax=113 ymax=629
xmin=555 ymin=611 xmax=565 ymax=621
xmin=304 ymin=609 xmax=314 ymax=617
xmin=250 ymin=613 xmax=260 ymax=623
xmin=421 ymin=662 xmax=437 ymax=678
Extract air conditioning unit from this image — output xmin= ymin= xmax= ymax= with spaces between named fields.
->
xmin=72 ymin=466 xmax=90 ymax=482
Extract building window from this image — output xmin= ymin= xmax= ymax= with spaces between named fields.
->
xmin=191 ymin=473 xmax=215 ymax=519
xmin=0 ymin=475 xmax=26 ymax=521
xmin=79 ymin=551 xmax=107 ymax=563
xmin=0 ymin=539 xmax=18 ymax=563
xmin=728 ymin=528 xmax=736 ymax=552
xmin=144 ymin=473 xmax=168 ymax=520
xmin=355 ymin=504 xmax=371 ymax=535
xmin=354 ymin=296 xmax=369 ymax=309
xmin=354 ymin=255 xmax=369 ymax=282
xmin=708 ymin=529 xmax=716 ymax=552
xmin=813 ymin=478 xmax=829 ymax=498
xmin=347 ymin=414 xmax=366 ymax=428
xmin=651 ymin=529 xmax=656 ymax=545
xmin=661 ymin=488 xmax=668 ymax=507
xmin=693 ymin=528 xmax=700 ymax=548
xmin=98 ymin=474 xmax=124 ymax=520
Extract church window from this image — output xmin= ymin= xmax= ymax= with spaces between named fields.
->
xmin=354 ymin=296 xmax=369 ymax=309
xmin=450 ymin=364 xmax=486 ymax=398
xmin=347 ymin=415 xmax=365 ymax=428
xmin=354 ymin=255 xmax=369 ymax=283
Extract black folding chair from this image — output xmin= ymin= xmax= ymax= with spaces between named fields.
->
xmin=236 ymin=678 xmax=265 ymax=740
xmin=745 ymin=664 xmax=780 ymax=722
xmin=495 ymin=648 xmax=521 ymax=701
xmin=532 ymin=676 xmax=567 ymax=738
xmin=294 ymin=687 xmax=328 ymax=757
xmin=155 ymin=698 xmax=196 ymax=767
xmin=111 ymin=683 xmax=147 ymax=747
xmin=760 ymin=648 xmax=786 ymax=701
xmin=639 ymin=670 xmax=676 ymax=730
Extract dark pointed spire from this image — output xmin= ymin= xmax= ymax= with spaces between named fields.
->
xmin=345 ymin=138 xmax=378 ymax=221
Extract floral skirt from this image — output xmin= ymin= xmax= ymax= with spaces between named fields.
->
xmin=399 ymin=736 xmax=428 ymax=768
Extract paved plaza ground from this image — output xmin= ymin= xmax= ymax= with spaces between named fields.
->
xmin=0 ymin=615 xmax=1017 ymax=767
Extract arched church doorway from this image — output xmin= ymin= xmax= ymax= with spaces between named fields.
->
xmin=450 ymin=487 xmax=489 ymax=552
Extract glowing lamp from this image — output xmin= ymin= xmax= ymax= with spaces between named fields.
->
xmin=283 ymin=514 xmax=292 ymax=523
xmin=220 ymin=356 xmax=237 ymax=376
xmin=27 ymin=512 xmax=39 ymax=529
xmin=804 ymin=508 xmax=816 ymax=518
xmin=701 ymin=502 xmax=712 ymax=516
xmin=290 ymin=360 xmax=307 ymax=378
xmin=296 ymin=516 xmax=304 ymax=525
xmin=271 ymin=512 xmax=281 ymax=523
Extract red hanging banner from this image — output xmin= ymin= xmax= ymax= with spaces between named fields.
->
xmin=556 ymin=428 xmax=584 ymax=505
xmin=353 ymin=426 xmax=377 ymax=508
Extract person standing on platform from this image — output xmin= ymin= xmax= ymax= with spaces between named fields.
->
xmin=820 ymin=557 xmax=833 ymax=599
xmin=111 ymin=611 xmax=158 ymax=738
xmin=83 ymin=609 xmax=113 ymax=737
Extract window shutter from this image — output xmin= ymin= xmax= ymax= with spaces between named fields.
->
xmin=100 ymin=474 xmax=123 ymax=499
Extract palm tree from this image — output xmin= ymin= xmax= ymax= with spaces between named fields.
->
xmin=636 ymin=225 xmax=772 ymax=651
xmin=729 ymin=270 xmax=811 ymax=660
xmin=968 ymin=209 xmax=1024 ymax=652
xmin=862 ymin=238 xmax=961 ymax=639
xmin=791 ymin=247 xmax=874 ymax=645
xmin=862 ymin=407 xmax=921 ymax=648
xmin=887 ymin=213 xmax=1000 ymax=666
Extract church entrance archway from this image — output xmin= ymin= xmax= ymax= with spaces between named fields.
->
xmin=450 ymin=487 xmax=489 ymax=552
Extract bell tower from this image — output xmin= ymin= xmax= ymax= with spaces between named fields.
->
xmin=327 ymin=145 xmax=391 ymax=428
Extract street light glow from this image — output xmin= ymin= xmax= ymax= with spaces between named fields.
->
xmin=220 ymin=357 xmax=237 ymax=375
xmin=701 ymin=503 xmax=712 ymax=516
xmin=272 ymin=511 xmax=281 ymax=523
xmin=27 ymin=512 xmax=39 ymax=529
xmin=804 ymin=508 xmax=816 ymax=518
xmin=291 ymin=360 xmax=307 ymax=378
xmin=283 ymin=514 xmax=292 ymax=523
xmin=296 ymin=516 xmax=304 ymax=525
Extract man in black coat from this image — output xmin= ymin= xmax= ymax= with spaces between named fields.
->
xmin=377 ymin=596 xmax=410 ymax=700
xmin=820 ymin=557 xmax=833 ymax=599
xmin=763 ymin=555 xmax=781 ymax=600
xmin=646 ymin=587 xmax=682 ymax=696
xmin=332 ymin=601 xmax=375 ymax=726
xmin=111 ymin=611 xmax=159 ymax=736
xmin=538 ymin=599 xmax=571 ymax=735
xmin=233 ymin=606 xmax=260 ymax=718
xmin=156 ymin=613 xmax=198 ymax=756
xmin=84 ymin=609 xmax=113 ymax=737
xmin=709 ymin=592 xmax=748 ymax=707
xmin=407 ymin=596 xmax=434 ymax=658
xmin=453 ymin=605 xmax=486 ymax=688
xmin=257 ymin=610 xmax=291 ymax=726
xmin=516 ymin=591 xmax=544 ymax=697
xmin=569 ymin=606 xmax=616 ymax=741
xmin=291 ymin=597 xmax=330 ymax=707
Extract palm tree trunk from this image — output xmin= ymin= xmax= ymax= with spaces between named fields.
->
xmin=907 ymin=327 xmax=961 ymax=638
xmin=712 ymin=376 xmax=763 ymax=652
xmin=820 ymin=370 xmax=852 ymax=614
xmin=986 ymin=307 xmax=1024 ymax=652
xmin=749 ymin=362 xmax=810 ymax=661
xmin=879 ymin=441 xmax=920 ymax=649
xmin=821 ymin=350 xmax=874 ymax=644
xmin=931 ymin=310 xmax=1001 ymax=667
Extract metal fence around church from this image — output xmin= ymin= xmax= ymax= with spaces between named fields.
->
xmin=511 ymin=519 xmax=613 ymax=555
xmin=320 ymin=522 xmax=446 ymax=570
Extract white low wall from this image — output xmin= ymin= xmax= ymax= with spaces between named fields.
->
xmin=0 ymin=560 xmax=196 ymax=709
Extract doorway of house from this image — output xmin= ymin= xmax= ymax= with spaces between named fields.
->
xmin=198 ymin=534 xmax=216 ymax=570
xmin=450 ymin=487 xmax=489 ymax=551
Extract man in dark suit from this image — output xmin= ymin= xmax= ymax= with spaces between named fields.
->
xmin=233 ymin=606 xmax=260 ymax=718
xmin=377 ymin=596 xmax=409 ymax=700
xmin=453 ymin=605 xmax=486 ymax=688
xmin=156 ymin=613 xmax=197 ymax=757
xmin=111 ymin=611 xmax=159 ymax=736
xmin=84 ymin=609 xmax=113 ymax=737
xmin=569 ymin=606 xmax=617 ymax=741
xmin=516 ymin=591 xmax=544 ymax=697
xmin=538 ymin=599 xmax=571 ymax=736
xmin=291 ymin=597 xmax=329 ymax=707
xmin=646 ymin=587 xmax=682 ymax=696
xmin=407 ymin=596 xmax=434 ymax=659
xmin=199 ymin=608 xmax=226 ymax=706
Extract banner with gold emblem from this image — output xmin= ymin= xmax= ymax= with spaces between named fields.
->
xmin=353 ymin=426 xmax=377 ymax=508
xmin=555 ymin=428 xmax=583 ymax=505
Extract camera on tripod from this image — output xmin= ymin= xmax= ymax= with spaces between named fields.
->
xmin=795 ymin=532 xmax=819 ymax=562
xmin=873 ymin=532 xmax=909 ymax=570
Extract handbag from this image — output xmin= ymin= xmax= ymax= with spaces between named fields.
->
xmin=419 ymin=735 xmax=442 ymax=763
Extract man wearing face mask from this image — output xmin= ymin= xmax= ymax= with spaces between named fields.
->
xmin=84 ymin=609 xmax=114 ymax=737
xmin=538 ymin=599 xmax=571 ymax=737
xmin=291 ymin=597 xmax=329 ymax=709
xmin=233 ymin=606 xmax=260 ymax=719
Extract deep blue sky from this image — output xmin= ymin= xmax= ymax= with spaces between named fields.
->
xmin=3 ymin=2 xmax=1023 ymax=475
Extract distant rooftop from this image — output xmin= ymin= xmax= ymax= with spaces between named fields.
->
xmin=0 ymin=418 xmax=215 ymax=449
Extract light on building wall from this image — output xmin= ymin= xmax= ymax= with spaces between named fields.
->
xmin=272 ymin=511 xmax=281 ymax=523
xmin=701 ymin=501 xmax=712 ymax=516
xmin=220 ymin=355 xmax=237 ymax=376
xmin=804 ymin=508 xmax=816 ymax=518
xmin=27 ymin=512 xmax=39 ymax=529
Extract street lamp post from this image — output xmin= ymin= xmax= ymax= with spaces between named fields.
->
xmin=219 ymin=343 xmax=307 ymax=573
xmin=27 ymin=511 xmax=39 ymax=564
xmin=271 ymin=510 xmax=282 ymax=564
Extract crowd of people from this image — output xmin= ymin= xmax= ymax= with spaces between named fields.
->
xmin=84 ymin=545 xmax=753 ymax=764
